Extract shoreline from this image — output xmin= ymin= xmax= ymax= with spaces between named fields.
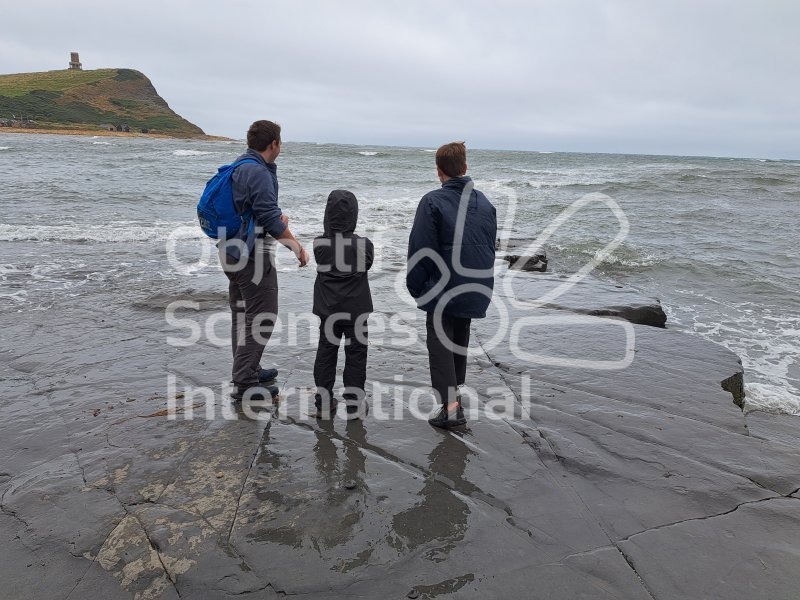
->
xmin=0 ymin=127 xmax=232 ymax=141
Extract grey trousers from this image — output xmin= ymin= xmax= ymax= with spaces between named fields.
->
xmin=221 ymin=252 xmax=278 ymax=388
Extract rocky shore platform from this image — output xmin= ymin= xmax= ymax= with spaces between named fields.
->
xmin=1 ymin=261 xmax=798 ymax=599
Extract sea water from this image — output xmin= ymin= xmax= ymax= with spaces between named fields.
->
xmin=1 ymin=133 xmax=797 ymax=415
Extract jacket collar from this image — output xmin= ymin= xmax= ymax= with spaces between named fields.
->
xmin=244 ymin=148 xmax=277 ymax=173
xmin=442 ymin=175 xmax=472 ymax=190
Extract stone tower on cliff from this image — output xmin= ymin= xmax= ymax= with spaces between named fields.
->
xmin=68 ymin=52 xmax=82 ymax=70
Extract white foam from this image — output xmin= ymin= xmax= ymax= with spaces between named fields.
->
xmin=173 ymin=149 xmax=213 ymax=157
xmin=92 ymin=141 xmax=111 ymax=145
xmin=0 ymin=290 xmax=27 ymax=303
xmin=0 ymin=221 xmax=203 ymax=243
xmin=484 ymin=175 xmax=614 ymax=190
xmin=596 ymin=250 xmax=660 ymax=268
xmin=672 ymin=300 xmax=800 ymax=417
xmin=358 ymin=151 xmax=378 ymax=156
xmin=0 ymin=146 xmax=10 ymax=150
xmin=744 ymin=382 xmax=800 ymax=415
xmin=0 ymin=263 xmax=21 ymax=278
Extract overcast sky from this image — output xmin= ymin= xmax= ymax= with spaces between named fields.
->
xmin=2 ymin=0 xmax=798 ymax=158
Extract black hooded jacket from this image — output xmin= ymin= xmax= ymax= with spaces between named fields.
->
xmin=312 ymin=190 xmax=374 ymax=319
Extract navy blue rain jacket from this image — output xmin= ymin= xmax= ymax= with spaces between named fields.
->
xmin=406 ymin=176 xmax=497 ymax=318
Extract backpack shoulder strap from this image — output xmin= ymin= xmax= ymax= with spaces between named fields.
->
xmin=229 ymin=157 xmax=260 ymax=170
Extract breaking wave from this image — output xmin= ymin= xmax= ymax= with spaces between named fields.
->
xmin=173 ymin=149 xmax=213 ymax=157
xmin=0 ymin=221 xmax=202 ymax=243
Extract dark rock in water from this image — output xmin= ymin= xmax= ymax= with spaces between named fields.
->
xmin=504 ymin=253 xmax=548 ymax=272
xmin=721 ymin=370 xmax=746 ymax=409
xmin=499 ymin=272 xmax=667 ymax=327
xmin=588 ymin=304 xmax=667 ymax=328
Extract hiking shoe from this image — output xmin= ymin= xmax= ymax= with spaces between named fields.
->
xmin=313 ymin=394 xmax=338 ymax=419
xmin=428 ymin=401 xmax=467 ymax=429
xmin=231 ymin=384 xmax=279 ymax=402
xmin=345 ymin=403 xmax=370 ymax=420
xmin=258 ymin=367 xmax=278 ymax=382
xmin=343 ymin=393 xmax=367 ymax=420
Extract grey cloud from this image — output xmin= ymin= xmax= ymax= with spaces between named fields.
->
xmin=1 ymin=0 xmax=798 ymax=158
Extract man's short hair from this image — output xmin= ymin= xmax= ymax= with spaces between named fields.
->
xmin=247 ymin=120 xmax=281 ymax=152
xmin=435 ymin=141 xmax=467 ymax=178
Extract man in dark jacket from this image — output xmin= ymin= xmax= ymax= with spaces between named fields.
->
xmin=220 ymin=120 xmax=309 ymax=402
xmin=407 ymin=142 xmax=497 ymax=428
xmin=312 ymin=190 xmax=374 ymax=419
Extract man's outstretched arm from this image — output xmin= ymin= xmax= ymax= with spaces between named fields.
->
xmin=274 ymin=215 xmax=309 ymax=266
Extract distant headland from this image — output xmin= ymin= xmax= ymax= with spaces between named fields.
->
xmin=0 ymin=52 xmax=224 ymax=140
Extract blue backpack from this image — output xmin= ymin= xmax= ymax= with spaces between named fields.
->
xmin=197 ymin=158 xmax=258 ymax=239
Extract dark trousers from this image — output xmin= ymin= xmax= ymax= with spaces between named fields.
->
xmin=426 ymin=312 xmax=471 ymax=405
xmin=313 ymin=317 xmax=368 ymax=400
xmin=221 ymin=252 xmax=278 ymax=388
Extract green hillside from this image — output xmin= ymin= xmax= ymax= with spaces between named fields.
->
xmin=0 ymin=68 xmax=205 ymax=136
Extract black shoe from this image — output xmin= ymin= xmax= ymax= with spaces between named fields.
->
xmin=343 ymin=393 xmax=368 ymax=420
xmin=428 ymin=402 xmax=467 ymax=429
xmin=258 ymin=367 xmax=278 ymax=382
xmin=313 ymin=394 xmax=338 ymax=419
xmin=231 ymin=384 xmax=279 ymax=402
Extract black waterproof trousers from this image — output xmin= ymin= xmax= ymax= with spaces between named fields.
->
xmin=313 ymin=317 xmax=368 ymax=400
xmin=426 ymin=312 xmax=471 ymax=405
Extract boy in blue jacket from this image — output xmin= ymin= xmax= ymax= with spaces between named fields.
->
xmin=312 ymin=190 xmax=374 ymax=419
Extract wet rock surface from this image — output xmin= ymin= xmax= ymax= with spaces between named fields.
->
xmin=502 ymin=253 xmax=548 ymax=272
xmin=1 ymin=264 xmax=799 ymax=599
xmin=498 ymin=270 xmax=668 ymax=327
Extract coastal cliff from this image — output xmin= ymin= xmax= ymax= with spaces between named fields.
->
xmin=0 ymin=68 xmax=205 ymax=137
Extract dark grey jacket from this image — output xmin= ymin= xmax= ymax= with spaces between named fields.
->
xmin=313 ymin=190 xmax=374 ymax=319
xmin=227 ymin=148 xmax=286 ymax=259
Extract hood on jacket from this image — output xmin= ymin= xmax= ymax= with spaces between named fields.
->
xmin=323 ymin=190 xmax=358 ymax=235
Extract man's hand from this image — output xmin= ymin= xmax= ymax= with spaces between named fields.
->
xmin=296 ymin=247 xmax=310 ymax=267
xmin=280 ymin=214 xmax=289 ymax=226
xmin=275 ymin=226 xmax=308 ymax=266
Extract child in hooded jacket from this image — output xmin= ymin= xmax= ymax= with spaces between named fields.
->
xmin=312 ymin=190 xmax=374 ymax=418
